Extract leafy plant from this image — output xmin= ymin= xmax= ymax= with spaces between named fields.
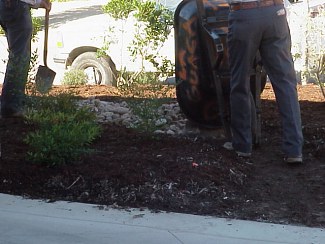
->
xmin=315 ymin=53 xmax=325 ymax=98
xmin=25 ymin=120 xmax=100 ymax=165
xmin=118 ymin=82 xmax=172 ymax=133
xmin=27 ymin=48 xmax=39 ymax=84
xmin=61 ymin=69 xmax=88 ymax=86
xmin=128 ymin=98 xmax=163 ymax=133
xmin=304 ymin=8 xmax=325 ymax=99
xmin=31 ymin=14 xmax=42 ymax=41
xmin=102 ymin=0 xmax=137 ymax=19
xmin=116 ymin=70 xmax=161 ymax=87
xmin=291 ymin=4 xmax=325 ymax=99
xmin=129 ymin=0 xmax=174 ymax=74
xmin=102 ymin=0 xmax=174 ymax=86
xmin=26 ymin=91 xmax=78 ymax=113
xmin=24 ymin=92 xmax=102 ymax=166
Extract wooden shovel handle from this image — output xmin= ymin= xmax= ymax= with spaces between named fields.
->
xmin=43 ymin=9 xmax=50 ymax=67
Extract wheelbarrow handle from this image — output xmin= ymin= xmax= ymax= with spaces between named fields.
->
xmin=43 ymin=9 xmax=50 ymax=67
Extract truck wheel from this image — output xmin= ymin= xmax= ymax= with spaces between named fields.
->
xmin=71 ymin=52 xmax=117 ymax=86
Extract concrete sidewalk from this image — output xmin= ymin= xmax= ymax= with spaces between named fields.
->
xmin=0 ymin=193 xmax=324 ymax=244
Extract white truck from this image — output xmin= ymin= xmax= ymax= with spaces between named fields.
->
xmin=1 ymin=0 xmax=178 ymax=86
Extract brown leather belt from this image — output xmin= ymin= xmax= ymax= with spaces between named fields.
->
xmin=230 ymin=0 xmax=283 ymax=11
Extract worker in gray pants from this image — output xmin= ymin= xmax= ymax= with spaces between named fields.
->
xmin=224 ymin=0 xmax=304 ymax=163
xmin=0 ymin=0 xmax=51 ymax=118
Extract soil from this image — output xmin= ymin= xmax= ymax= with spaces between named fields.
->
xmin=0 ymin=83 xmax=324 ymax=228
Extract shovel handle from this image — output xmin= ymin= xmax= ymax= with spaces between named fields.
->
xmin=43 ymin=9 xmax=50 ymax=67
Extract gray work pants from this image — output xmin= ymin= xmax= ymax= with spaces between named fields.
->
xmin=227 ymin=4 xmax=303 ymax=157
xmin=0 ymin=0 xmax=32 ymax=115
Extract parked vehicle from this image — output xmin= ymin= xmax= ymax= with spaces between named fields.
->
xmin=53 ymin=11 xmax=119 ymax=85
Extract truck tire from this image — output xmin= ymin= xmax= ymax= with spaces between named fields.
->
xmin=71 ymin=52 xmax=117 ymax=86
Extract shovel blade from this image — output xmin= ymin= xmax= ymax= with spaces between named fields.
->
xmin=35 ymin=65 xmax=56 ymax=93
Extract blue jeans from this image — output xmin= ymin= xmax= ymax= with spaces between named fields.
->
xmin=227 ymin=5 xmax=303 ymax=157
xmin=0 ymin=0 xmax=32 ymax=115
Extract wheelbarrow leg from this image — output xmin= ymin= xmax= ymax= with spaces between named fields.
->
xmin=253 ymin=63 xmax=262 ymax=146
xmin=212 ymin=70 xmax=232 ymax=141
xmin=195 ymin=0 xmax=232 ymax=141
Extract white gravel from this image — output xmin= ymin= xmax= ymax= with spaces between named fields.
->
xmin=76 ymin=98 xmax=189 ymax=135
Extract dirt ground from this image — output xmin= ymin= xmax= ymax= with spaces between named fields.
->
xmin=0 ymin=83 xmax=324 ymax=228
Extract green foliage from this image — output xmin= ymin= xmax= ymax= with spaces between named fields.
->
xmin=61 ymin=69 xmax=88 ymax=86
xmin=117 ymin=80 xmax=166 ymax=97
xmin=25 ymin=121 xmax=100 ymax=165
xmin=102 ymin=0 xmax=137 ymax=19
xmin=28 ymin=49 xmax=39 ymax=83
xmin=304 ymin=8 xmax=325 ymax=99
xmin=26 ymin=91 xmax=79 ymax=113
xmin=28 ymin=14 xmax=43 ymax=83
xmin=128 ymin=98 xmax=164 ymax=133
xmin=52 ymin=0 xmax=71 ymax=2
xmin=128 ymin=1 xmax=174 ymax=73
xmin=102 ymin=0 xmax=174 ymax=86
xmin=315 ymin=54 xmax=325 ymax=99
xmin=117 ymin=82 xmax=172 ymax=133
xmin=117 ymin=70 xmax=161 ymax=87
xmin=31 ymin=15 xmax=42 ymax=41
xmin=24 ymin=93 xmax=101 ymax=166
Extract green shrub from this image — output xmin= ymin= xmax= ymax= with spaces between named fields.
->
xmin=25 ymin=120 xmax=101 ymax=165
xmin=26 ymin=92 xmax=79 ymax=113
xmin=117 ymin=82 xmax=172 ymax=133
xmin=117 ymin=70 xmax=161 ymax=86
xmin=61 ymin=69 xmax=88 ymax=86
xmin=24 ymin=92 xmax=101 ymax=166
xmin=128 ymin=98 xmax=165 ymax=133
xmin=102 ymin=0 xmax=174 ymax=86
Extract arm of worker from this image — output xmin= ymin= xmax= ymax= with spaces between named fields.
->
xmin=20 ymin=0 xmax=52 ymax=10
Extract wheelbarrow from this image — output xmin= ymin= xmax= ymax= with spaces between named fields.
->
xmin=174 ymin=0 xmax=266 ymax=145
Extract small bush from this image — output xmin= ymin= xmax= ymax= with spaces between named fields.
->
xmin=117 ymin=82 xmax=172 ymax=133
xmin=24 ymin=92 xmax=101 ymax=166
xmin=102 ymin=0 xmax=174 ymax=85
xmin=61 ymin=69 xmax=88 ymax=86
xmin=128 ymin=99 xmax=163 ymax=133
xmin=25 ymin=120 xmax=100 ymax=165
xmin=26 ymin=92 xmax=79 ymax=113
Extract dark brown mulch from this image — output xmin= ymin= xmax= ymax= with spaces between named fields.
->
xmin=0 ymin=83 xmax=324 ymax=228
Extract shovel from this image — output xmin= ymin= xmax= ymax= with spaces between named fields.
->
xmin=35 ymin=9 xmax=56 ymax=93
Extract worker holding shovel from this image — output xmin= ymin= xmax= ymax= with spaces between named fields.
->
xmin=0 ymin=0 xmax=51 ymax=118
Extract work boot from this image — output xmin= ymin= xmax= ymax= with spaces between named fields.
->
xmin=223 ymin=142 xmax=252 ymax=158
xmin=284 ymin=155 xmax=303 ymax=164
